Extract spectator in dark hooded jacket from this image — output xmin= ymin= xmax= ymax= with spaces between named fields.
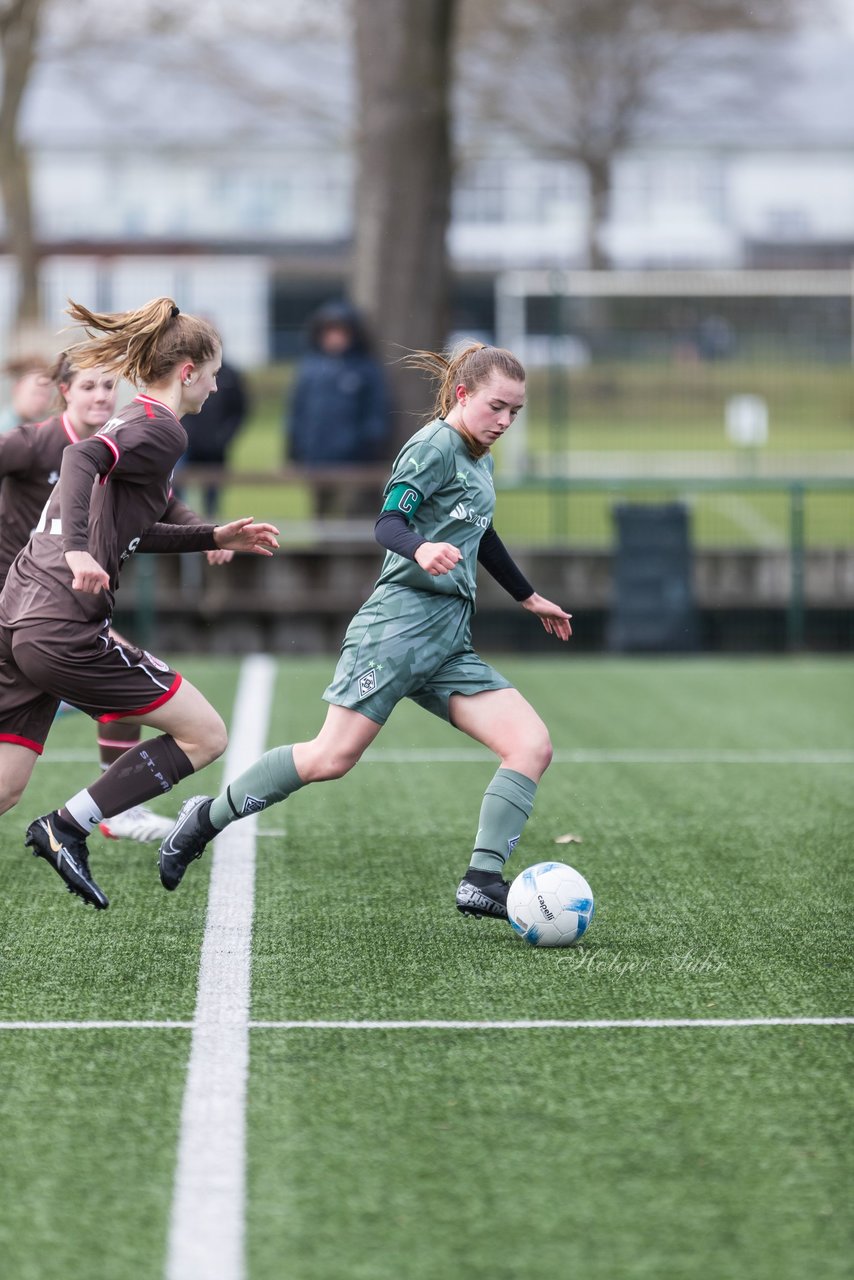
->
xmin=286 ymin=301 xmax=391 ymax=517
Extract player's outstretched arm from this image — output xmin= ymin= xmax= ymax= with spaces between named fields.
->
xmin=213 ymin=517 xmax=280 ymax=556
xmin=520 ymin=592 xmax=573 ymax=641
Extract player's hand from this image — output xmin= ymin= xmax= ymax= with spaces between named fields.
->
xmin=65 ymin=550 xmax=110 ymax=594
xmin=205 ymin=547 xmax=234 ymax=565
xmin=414 ymin=541 xmax=462 ymax=576
xmin=213 ymin=517 xmax=280 ymax=556
xmin=521 ymin=592 xmax=573 ymax=641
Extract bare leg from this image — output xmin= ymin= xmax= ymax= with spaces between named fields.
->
xmin=0 ymin=742 xmax=40 ymax=816
xmin=60 ymin=679 xmax=227 ymax=830
xmin=292 ymin=705 xmax=383 ymax=782
xmin=449 ymin=687 xmax=553 ymax=780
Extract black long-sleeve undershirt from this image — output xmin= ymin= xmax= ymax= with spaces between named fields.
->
xmin=374 ymin=511 xmax=534 ymax=602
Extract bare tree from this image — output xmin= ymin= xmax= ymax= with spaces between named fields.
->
xmin=461 ymin=0 xmax=811 ymax=267
xmin=0 ymin=0 xmax=44 ymax=327
xmin=41 ymin=0 xmax=351 ymax=146
xmin=353 ymin=0 xmax=456 ymax=444
xmin=0 ymin=0 xmax=351 ymax=332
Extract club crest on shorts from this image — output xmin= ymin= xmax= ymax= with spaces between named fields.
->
xmin=143 ymin=650 xmax=170 ymax=673
xmin=357 ymin=668 xmax=377 ymax=698
xmin=241 ymin=795 xmax=266 ymax=816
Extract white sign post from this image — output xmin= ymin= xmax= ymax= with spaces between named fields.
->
xmin=725 ymin=395 xmax=769 ymax=471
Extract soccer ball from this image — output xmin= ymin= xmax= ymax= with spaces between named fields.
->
xmin=506 ymin=861 xmax=594 ymax=948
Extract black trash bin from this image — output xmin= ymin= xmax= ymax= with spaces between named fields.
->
xmin=607 ymin=502 xmax=699 ymax=652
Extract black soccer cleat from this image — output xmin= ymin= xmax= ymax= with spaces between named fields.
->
xmin=455 ymin=874 xmax=510 ymax=921
xmin=158 ymin=796 xmax=214 ymax=890
xmin=25 ymin=813 xmax=109 ymax=910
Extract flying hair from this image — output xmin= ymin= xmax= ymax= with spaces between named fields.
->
xmin=404 ymin=342 xmax=526 ymax=458
xmin=50 ymin=351 xmax=80 ymax=409
xmin=64 ymin=297 xmax=220 ymax=388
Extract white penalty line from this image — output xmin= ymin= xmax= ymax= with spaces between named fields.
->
xmin=1 ymin=1017 xmax=851 ymax=1031
xmin=360 ymin=748 xmax=854 ymax=765
xmin=247 ymin=1017 xmax=854 ymax=1030
xmin=41 ymin=747 xmax=854 ymax=766
xmin=165 ymin=653 xmax=275 ymax=1280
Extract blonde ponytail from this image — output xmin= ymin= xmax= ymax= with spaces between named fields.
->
xmin=65 ymin=297 xmax=219 ymax=388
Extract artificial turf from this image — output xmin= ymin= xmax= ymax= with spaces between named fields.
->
xmin=0 ymin=656 xmax=850 ymax=1279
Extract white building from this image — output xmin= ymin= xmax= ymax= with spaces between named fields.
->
xmin=1 ymin=21 xmax=852 ymax=364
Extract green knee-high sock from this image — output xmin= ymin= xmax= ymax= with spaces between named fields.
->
xmin=470 ymin=768 xmax=538 ymax=875
xmin=209 ymin=745 xmax=305 ymax=831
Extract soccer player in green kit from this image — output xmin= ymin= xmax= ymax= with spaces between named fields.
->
xmin=159 ymin=343 xmax=572 ymax=920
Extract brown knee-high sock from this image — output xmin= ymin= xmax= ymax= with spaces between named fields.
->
xmin=60 ymin=735 xmax=195 ymax=833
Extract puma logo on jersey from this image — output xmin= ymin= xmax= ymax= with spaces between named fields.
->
xmin=407 ymin=455 xmax=426 ymax=474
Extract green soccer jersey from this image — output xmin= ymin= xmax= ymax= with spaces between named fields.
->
xmin=378 ymin=418 xmax=495 ymax=604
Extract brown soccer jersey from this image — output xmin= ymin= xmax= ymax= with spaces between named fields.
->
xmin=0 ymin=413 xmax=80 ymax=587
xmin=0 ymin=394 xmax=214 ymax=628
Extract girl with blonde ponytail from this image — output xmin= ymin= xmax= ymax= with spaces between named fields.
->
xmin=0 ymin=297 xmax=279 ymax=909
xmin=156 ymin=340 xmax=572 ymax=928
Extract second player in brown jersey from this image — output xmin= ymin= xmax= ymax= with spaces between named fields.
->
xmin=0 ymin=297 xmax=279 ymax=909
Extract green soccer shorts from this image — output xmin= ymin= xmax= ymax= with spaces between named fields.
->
xmin=323 ymin=583 xmax=513 ymax=725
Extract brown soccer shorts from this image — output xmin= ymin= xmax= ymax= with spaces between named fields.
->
xmin=0 ymin=622 xmax=182 ymax=754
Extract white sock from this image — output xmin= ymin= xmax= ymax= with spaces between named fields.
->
xmin=63 ymin=789 xmax=104 ymax=834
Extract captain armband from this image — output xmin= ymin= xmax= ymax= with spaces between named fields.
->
xmin=382 ymin=484 xmax=423 ymax=518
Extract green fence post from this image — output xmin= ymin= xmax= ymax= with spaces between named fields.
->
xmin=134 ymin=556 xmax=157 ymax=651
xmin=787 ymin=482 xmax=805 ymax=651
xmin=549 ymin=273 xmax=569 ymax=541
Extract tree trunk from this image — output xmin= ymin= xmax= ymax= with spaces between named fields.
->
xmin=0 ymin=0 xmax=43 ymax=329
xmin=352 ymin=0 xmax=454 ymax=447
xmin=0 ymin=137 xmax=40 ymax=327
xmin=583 ymin=156 xmax=612 ymax=270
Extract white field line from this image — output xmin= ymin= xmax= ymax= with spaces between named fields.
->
xmin=165 ymin=654 xmax=275 ymax=1280
xmin=359 ymin=748 xmax=854 ymax=765
xmin=0 ymin=1020 xmax=194 ymax=1029
xmin=0 ymin=1017 xmax=850 ymax=1031
xmin=247 ymin=1018 xmax=854 ymax=1030
xmin=709 ymin=493 xmax=786 ymax=548
xmin=41 ymin=747 xmax=854 ymax=766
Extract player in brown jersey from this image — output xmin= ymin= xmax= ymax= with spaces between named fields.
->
xmin=0 ymin=351 xmax=228 ymax=844
xmin=0 ymin=353 xmax=54 ymax=434
xmin=0 ymin=297 xmax=279 ymax=909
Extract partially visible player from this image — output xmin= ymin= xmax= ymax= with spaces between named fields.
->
xmin=0 ymin=296 xmax=279 ymax=909
xmin=158 ymin=342 xmax=572 ymax=923
xmin=0 ymin=353 xmax=54 ymax=434
xmin=0 ymin=351 xmax=230 ymax=843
